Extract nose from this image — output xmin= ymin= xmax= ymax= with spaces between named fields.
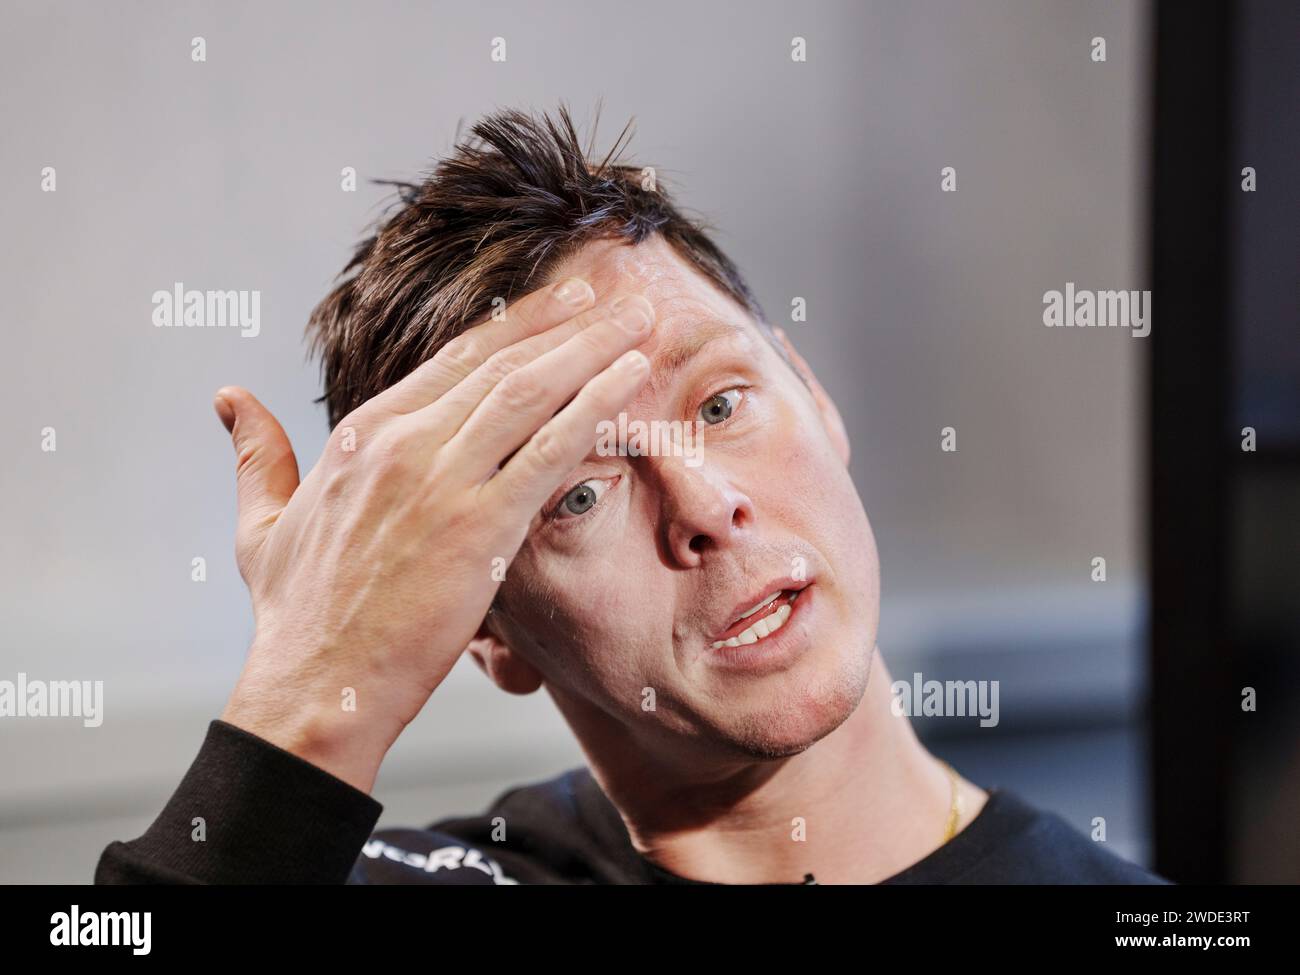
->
xmin=658 ymin=460 xmax=756 ymax=568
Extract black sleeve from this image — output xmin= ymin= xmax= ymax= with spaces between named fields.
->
xmin=94 ymin=719 xmax=383 ymax=884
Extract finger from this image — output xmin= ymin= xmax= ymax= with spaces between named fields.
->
xmin=418 ymin=294 xmax=653 ymax=448
xmin=353 ymin=276 xmax=596 ymax=422
xmin=438 ymin=295 xmax=654 ymax=483
xmin=214 ymin=386 xmax=301 ymax=553
xmin=481 ymin=349 xmax=650 ymax=517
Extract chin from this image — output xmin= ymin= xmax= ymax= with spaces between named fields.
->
xmin=710 ymin=649 xmax=871 ymax=760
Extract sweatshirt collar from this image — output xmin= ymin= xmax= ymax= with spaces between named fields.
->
xmin=569 ymin=765 xmax=1011 ymax=885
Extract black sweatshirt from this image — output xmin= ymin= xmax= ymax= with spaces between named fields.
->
xmin=95 ymin=719 xmax=1171 ymax=885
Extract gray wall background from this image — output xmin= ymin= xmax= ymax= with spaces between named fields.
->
xmin=0 ymin=0 xmax=1150 ymax=882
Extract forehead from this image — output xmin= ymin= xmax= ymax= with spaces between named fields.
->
xmin=543 ymin=236 xmax=759 ymax=374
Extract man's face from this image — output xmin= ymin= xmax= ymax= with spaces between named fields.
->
xmin=490 ymin=235 xmax=880 ymax=761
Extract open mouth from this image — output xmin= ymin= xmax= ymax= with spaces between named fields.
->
xmin=710 ymin=588 xmax=806 ymax=649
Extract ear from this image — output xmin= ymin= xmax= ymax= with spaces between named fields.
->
xmin=773 ymin=326 xmax=850 ymax=466
xmin=465 ymin=611 xmax=546 ymax=695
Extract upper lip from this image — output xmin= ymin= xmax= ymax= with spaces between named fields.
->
xmin=709 ymin=576 xmax=812 ymax=642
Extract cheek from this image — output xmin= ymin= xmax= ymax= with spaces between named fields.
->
xmin=761 ymin=392 xmax=879 ymax=599
xmin=756 ymin=395 xmax=840 ymax=520
xmin=504 ymin=543 xmax=665 ymax=685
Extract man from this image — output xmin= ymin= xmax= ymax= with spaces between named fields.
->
xmin=96 ymin=106 xmax=1168 ymax=885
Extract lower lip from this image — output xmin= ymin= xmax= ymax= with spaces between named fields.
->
xmin=704 ymin=586 xmax=815 ymax=674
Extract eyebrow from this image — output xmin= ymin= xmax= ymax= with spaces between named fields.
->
xmin=534 ymin=319 xmax=748 ymax=469
xmin=646 ymin=320 xmax=747 ymax=398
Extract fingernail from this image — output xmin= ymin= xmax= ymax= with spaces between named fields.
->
xmin=553 ymin=277 xmax=592 ymax=306
xmin=611 ymin=295 xmax=653 ymax=333
xmin=617 ymin=350 xmax=648 ymax=372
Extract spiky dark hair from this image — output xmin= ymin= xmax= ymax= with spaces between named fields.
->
xmin=306 ymin=102 xmax=770 ymax=429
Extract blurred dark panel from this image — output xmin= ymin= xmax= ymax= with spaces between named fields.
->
xmin=1230 ymin=470 xmax=1300 ymax=882
xmin=1150 ymin=0 xmax=1300 ymax=884
xmin=1148 ymin=0 xmax=1235 ymax=884
xmin=1231 ymin=0 xmax=1300 ymax=447
xmin=1227 ymin=0 xmax=1300 ymax=885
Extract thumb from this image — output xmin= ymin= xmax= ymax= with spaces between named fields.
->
xmin=213 ymin=386 xmax=300 ymax=555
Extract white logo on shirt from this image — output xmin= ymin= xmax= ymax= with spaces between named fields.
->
xmin=361 ymin=839 xmax=519 ymax=884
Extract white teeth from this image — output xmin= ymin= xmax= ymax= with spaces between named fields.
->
xmin=712 ymin=601 xmax=793 ymax=649
xmin=736 ymin=591 xmax=782 ymax=621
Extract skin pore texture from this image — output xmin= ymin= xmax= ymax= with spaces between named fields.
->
xmin=466 ymin=235 xmax=989 ymax=884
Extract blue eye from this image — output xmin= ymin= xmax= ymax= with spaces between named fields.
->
xmin=561 ymin=483 xmax=597 ymax=516
xmin=699 ymin=388 xmax=743 ymax=424
xmin=554 ymin=478 xmax=612 ymax=520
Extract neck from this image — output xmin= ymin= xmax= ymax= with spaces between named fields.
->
xmin=557 ymin=649 xmax=984 ymax=885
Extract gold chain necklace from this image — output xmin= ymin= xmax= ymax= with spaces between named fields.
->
xmin=799 ymin=651 xmax=962 ymax=882
xmin=939 ymin=759 xmax=963 ymax=843
xmin=800 ymin=756 xmax=964 ymax=884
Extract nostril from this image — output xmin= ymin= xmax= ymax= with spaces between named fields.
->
xmin=688 ymin=534 xmax=710 ymax=553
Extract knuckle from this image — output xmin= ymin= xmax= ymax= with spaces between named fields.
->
xmin=483 ymin=347 xmax=532 ymax=383
xmin=233 ymin=440 xmax=261 ymax=478
xmin=580 ymin=322 xmax=620 ymax=353
xmin=325 ymin=430 xmax=348 ymax=457
xmin=437 ymin=333 xmax=484 ymax=374
xmin=327 ymin=421 xmax=364 ymax=458
xmin=367 ymin=429 xmax=414 ymax=475
xmin=495 ymin=372 xmax=545 ymax=413
xmin=529 ymin=426 xmax=567 ymax=471
xmin=336 ymin=404 xmax=365 ymax=431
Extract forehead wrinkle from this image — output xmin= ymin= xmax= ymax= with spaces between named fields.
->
xmin=645 ymin=319 xmax=747 ymax=399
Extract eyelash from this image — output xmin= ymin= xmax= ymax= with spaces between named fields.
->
xmin=547 ymin=384 xmax=750 ymax=523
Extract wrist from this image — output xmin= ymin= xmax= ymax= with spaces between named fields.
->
xmin=220 ymin=684 xmax=397 ymax=795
